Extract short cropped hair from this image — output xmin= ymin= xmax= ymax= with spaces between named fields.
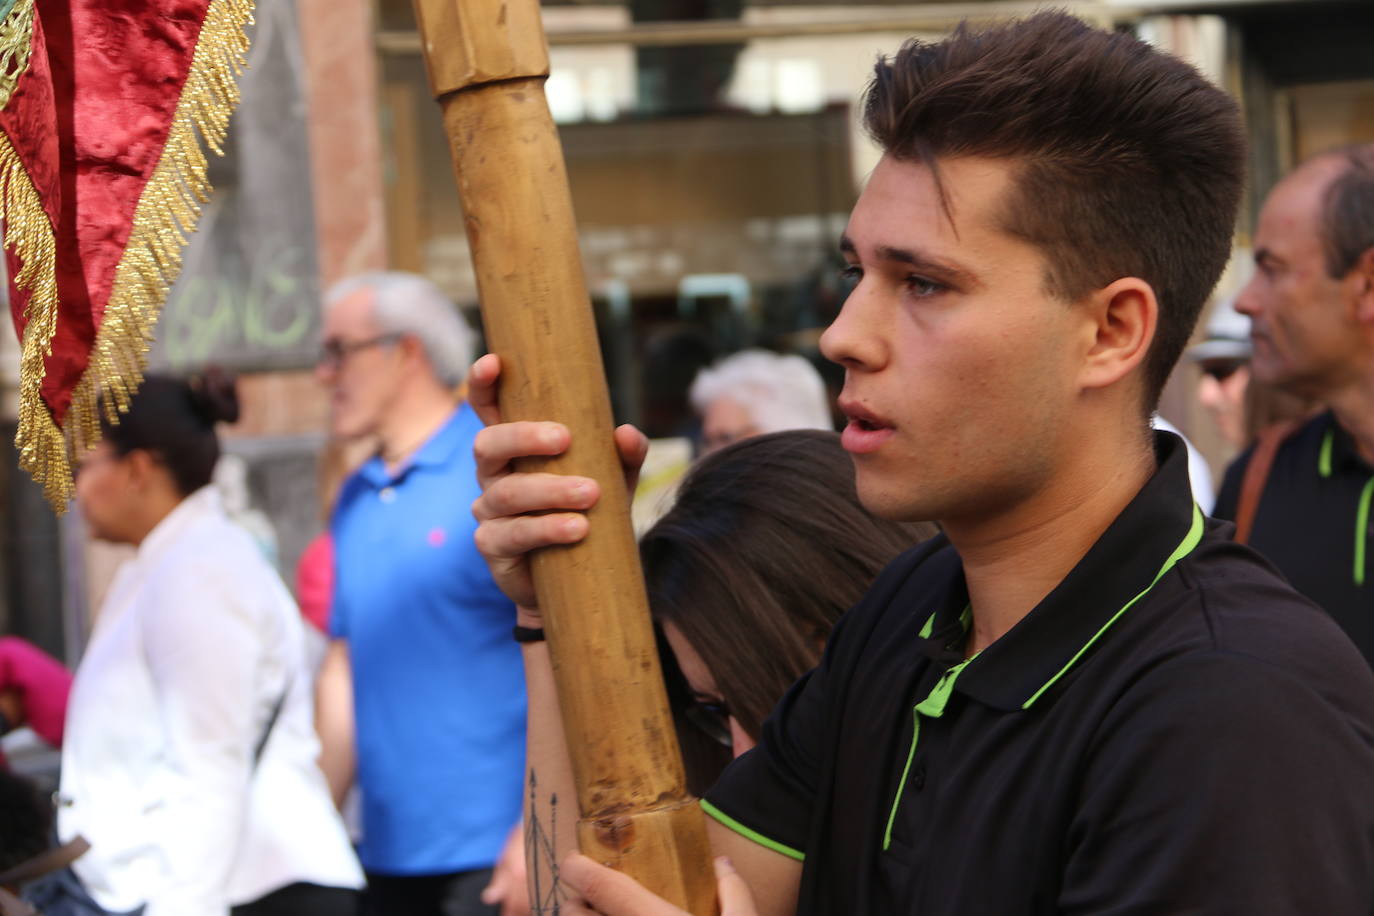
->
xmin=1320 ymin=145 xmax=1374 ymax=279
xmin=689 ymin=349 xmax=832 ymax=433
xmin=863 ymin=11 xmax=1245 ymax=409
xmin=325 ymin=271 xmax=475 ymax=388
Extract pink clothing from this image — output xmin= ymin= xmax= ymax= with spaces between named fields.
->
xmin=294 ymin=533 xmax=334 ymax=635
xmin=0 ymin=636 xmax=72 ymax=747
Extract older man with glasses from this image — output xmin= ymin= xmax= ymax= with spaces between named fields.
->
xmin=313 ymin=272 xmax=526 ymax=916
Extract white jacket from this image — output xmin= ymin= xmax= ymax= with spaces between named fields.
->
xmin=58 ymin=487 xmax=362 ymax=915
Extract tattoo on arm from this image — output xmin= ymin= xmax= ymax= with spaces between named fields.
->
xmin=527 ymin=768 xmax=565 ymax=915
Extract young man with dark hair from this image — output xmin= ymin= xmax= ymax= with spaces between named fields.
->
xmin=1213 ymin=146 xmax=1374 ymax=664
xmin=471 ymin=12 xmax=1374 ymax=914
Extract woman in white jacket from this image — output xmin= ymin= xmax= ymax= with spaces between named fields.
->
xmin=39 ymin=373 xmax=362 ymax=916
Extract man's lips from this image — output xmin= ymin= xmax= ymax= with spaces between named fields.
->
xmin=838 ymin=399 xmax=896 ymax=454
xmin=838 ymin=398 xmax=890 ymax=426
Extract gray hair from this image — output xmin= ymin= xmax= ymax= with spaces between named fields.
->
xmin=325 ymin=271 xmax=475 ymax=387
xmin=689 ymin=349 xmax=832 ymax=433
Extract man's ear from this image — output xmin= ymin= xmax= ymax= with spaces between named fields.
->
xmin=397 ymin=333 xmax=425 ymax=365
xmin=1077 ymin=277 xmax=1157 ymax=393
xmin=122 ymin=449 xmax=158 ymax=491
xmin=1351 ymin=247 xmax=1374 ymax=325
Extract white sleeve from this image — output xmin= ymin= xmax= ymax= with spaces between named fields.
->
xmin=1188 ymin=445 xmax=1216 ymax=514
xmin=139 ymin=561 xmax=265 ymax=916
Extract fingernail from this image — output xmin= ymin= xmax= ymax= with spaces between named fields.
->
xmin=570 ymin=483 xmax=589 ymax=503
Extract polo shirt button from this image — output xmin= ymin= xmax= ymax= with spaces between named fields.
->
xmin=913 ymin=765 xmax=926 ymax=791
xmin=379 ymin=487 xmax=397 ymax=503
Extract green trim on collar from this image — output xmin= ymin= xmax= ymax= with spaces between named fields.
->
xmin=1315 ymin=422 xmax=1374 ymax=586
xmin=1022 ymin=503 xmax=1206 ymax=709
xmin=916 ymin=604 xmax=972 ymax=643
xmin=918 ymin=612 xmax=935 ymax=640
xmin=884 ymin=615 xmax=978 ymax=852
xmin=883 ymin=709 xmax=922 ymax=851
xmin=882 ymin=656 xmax=981 ymax=852
xmin=700 ymin=799 xmax=805 ymax=861
xmin=1356 ymin=478 xmax=1373 ymax=587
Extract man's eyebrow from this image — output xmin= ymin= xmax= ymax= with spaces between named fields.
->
xmin=839 ymin=234 xmax=978 ymax=287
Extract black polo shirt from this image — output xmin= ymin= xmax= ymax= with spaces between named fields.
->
xmin=1214 ymin=410 xmax=1374 ymax=666
xmin=704 ymin=433 xmax=1374 ymax=914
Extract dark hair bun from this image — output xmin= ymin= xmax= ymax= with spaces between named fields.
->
xmin=187 ymin=367 xmax=240 ymax=425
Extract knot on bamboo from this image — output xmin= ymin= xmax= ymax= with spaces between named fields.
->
xmin=412 ymin=0 xmax=550 ymax=97
xmin=593 ymin=815 xmax=636 ymax=852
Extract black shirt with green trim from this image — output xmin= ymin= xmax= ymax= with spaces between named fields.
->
xmin=703 ymin=432 xmax=1374 ymax=914
xmin=1214 ymin=410 xmax=1374 ymax=667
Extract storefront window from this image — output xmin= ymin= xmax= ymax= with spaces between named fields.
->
xmin=377 ymin=1 xmax=934 ymax=434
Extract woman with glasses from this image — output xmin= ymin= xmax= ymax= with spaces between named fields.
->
xmin=642 ymin=429 xmax=935 ymax=788
xmin=478 ymin=428 xmax=932 ymax=914
xmin=31 ymin=373 xmax=362 ymax=916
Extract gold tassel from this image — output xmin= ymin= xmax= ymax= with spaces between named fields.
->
xmin=0 ymin=0 xmax=36 ymax=111
xmin=55 ymin=0 xmax=255 ymax=506
xmin=0 ymin=0 xmax=61 ymax=504
xmin=1 ymin=129 xmax=67 ymax=507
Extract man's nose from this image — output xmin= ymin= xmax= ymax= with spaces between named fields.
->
xmin=1197 ymin=376 xmax=1220 ymax=408
xmin=820 ymin=289 xmax=885 ymax=372
xmin=1233 ymin=278 xmax=1261 ymax=317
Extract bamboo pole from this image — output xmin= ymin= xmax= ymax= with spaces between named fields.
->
xmin=409 ymin=1 xmax=717 ymax=912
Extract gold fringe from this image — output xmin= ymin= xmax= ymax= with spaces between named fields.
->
xmin=51 ymin=0 xmax=254 ymax=508
xmin=0 ymin=0 xmax=36 ymax=111
xmin=0 ymin=0 xmax=60 ymax=505
xmin=1 ymin=130 xmax=67 ymax=506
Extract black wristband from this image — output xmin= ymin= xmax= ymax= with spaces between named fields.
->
xmin=513 ymin=625 xmax=546 ymax=644
xmin=0 ymin=709 xmax=11 ymax=736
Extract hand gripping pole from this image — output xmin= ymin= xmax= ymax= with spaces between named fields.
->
xmin=410 ymin=1 xmax=718 ymax=911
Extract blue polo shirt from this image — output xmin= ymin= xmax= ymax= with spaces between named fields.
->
xmin=330 ymin=403 xmax=526 ymax=875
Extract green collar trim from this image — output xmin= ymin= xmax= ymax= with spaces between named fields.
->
xmin=885 ymin=509 xmax=1204 ymax=852
xmin=909 ymin=606 xmax=975 ymax=721
xmin=883 ymin=636 xmax=979 ymax=851
xmin=1021 ymin=503 xmax=1206 ymax=709
xmin=1316 ymin=424 xmax=1372 ymax=586
xmin=1356 ymin=478 xmax=1373 ymax=587
xmin=916 ymin=604 xmax=971 ymax=642
xmin=918 ymin=612 xmax=935 ymax=640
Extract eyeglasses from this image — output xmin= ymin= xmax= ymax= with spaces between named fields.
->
xmin=684 ymin=698 xmax=734 ymax=747
xmin=1200 ymin=360 xmax=1245 ymax=383
xmin=317 ymin=333 xmax=402 ymax=370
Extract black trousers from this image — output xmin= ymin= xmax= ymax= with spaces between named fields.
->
xmin=362 ymin=868 xmax=496 ymax=916
xmin=231 ymin=883 xmax=361 ymax=916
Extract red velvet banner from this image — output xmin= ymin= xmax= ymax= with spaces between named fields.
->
xmin=0 ymin=0 xmax=252 ymax=507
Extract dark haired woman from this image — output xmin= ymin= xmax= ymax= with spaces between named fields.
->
xmin=33 ymin=374 xmax=361 ymax=916
xmin=644 ymin=430 xmax=934 ymax=788
xmin=480 ymin=428 xmax=934 ymax=912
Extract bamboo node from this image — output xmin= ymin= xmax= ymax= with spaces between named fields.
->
xmin=592 ymin=815 xmax=636 ymax=852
